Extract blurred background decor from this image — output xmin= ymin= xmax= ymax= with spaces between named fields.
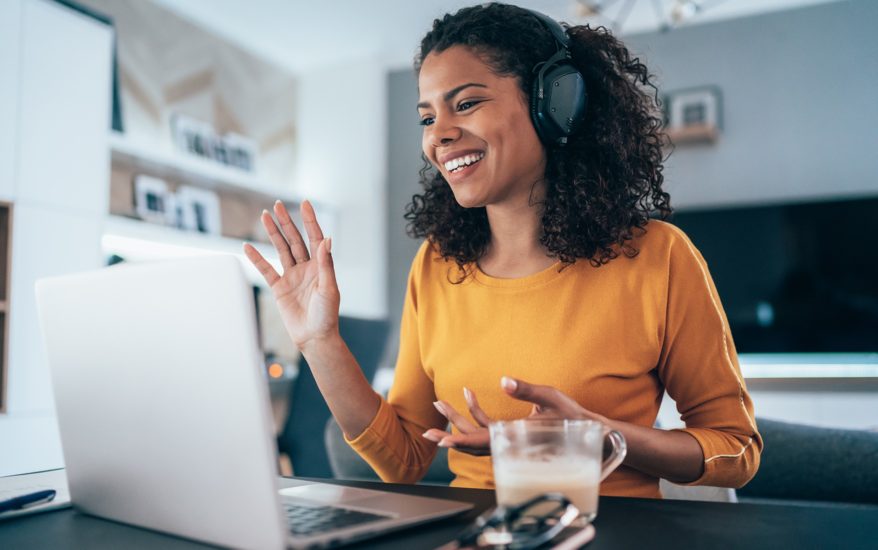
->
xmin=663 ymin=85 xmax=722 ymax=144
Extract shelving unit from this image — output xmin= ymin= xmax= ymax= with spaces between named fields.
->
xmin=108 ymin=131 xmax=298 ymax=203
xmin=103 ymin=132 xmax=301 ymax=287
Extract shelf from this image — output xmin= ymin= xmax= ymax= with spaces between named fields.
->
xmin=108 ymin=131 xmax=298 ymax=203
xmin=102 ymin=215 xmax=281 ymax=287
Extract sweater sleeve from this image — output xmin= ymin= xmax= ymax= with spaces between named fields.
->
xmin=345 ymin=243 xmax=446 ymax=483
xmin=657 ymin=226 xmax=763 ymax=488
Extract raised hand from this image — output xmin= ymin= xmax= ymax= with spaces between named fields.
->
xmin=243 ymin=200 xmax=340 ymax=350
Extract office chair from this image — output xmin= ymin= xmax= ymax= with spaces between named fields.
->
xmin=737 ymin=417 xmax=878 ymax=505
xmin=277 ymin=316 xmax=390 ymax=478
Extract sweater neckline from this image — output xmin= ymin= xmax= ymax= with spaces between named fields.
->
xmin=472 ymin=259 xmax=567 ymax=289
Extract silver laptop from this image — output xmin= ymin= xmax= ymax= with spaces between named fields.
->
xmin=35 ymin=255 xmax=470 ymax=549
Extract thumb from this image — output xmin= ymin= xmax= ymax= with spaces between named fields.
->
xmin=317 ymin=237 xmax=339 ymax=296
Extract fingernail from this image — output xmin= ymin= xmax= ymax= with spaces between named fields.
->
xmin=437 ymin=439 xmax=454 ymax=448
xmin=501 ymin=377 xmax=517 ymax=392
xmin=422 ymin=431 xmax=436 ymax=441
xmin=325 ymin=237 xmax=332 ymax=253
xmin=463 ymin=387 xmax=473 ymax=406
xmin=262 ymin=209 xmax=270 ymax=216
xmin=433 ymin=401 xmax=446 ymax=416
xmin=275 ymin=199 xmax=282 ymax=205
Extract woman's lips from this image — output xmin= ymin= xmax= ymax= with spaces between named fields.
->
xmin=445 ymin=156 xmax=484 ymax=183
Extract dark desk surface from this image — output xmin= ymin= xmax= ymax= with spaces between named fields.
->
xmin=1 ymin=477 xmax=876 ymax=549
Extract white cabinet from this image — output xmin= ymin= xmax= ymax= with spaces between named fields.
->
xmin=0 ymin=0 xmax=112 ymax=476
xmin=17 ymin=0 xmax=111 ymax=216
xmin=0 ymin=0 xmax=23 ymax=201
xmin=7 ymin=204 xmax=103 ymax=413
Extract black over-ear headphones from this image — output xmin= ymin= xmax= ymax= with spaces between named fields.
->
xmin=525 ymin=9 xmax=588 ymax=147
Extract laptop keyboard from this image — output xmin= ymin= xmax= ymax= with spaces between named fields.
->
xmin=283 ymin=503 xmax=391 ymax=537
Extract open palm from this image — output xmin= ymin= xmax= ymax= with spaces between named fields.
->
xmin=243 ymin=200 xmax=339 ymax=349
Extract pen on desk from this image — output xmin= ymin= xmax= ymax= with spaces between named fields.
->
xmin=0 ymin=489 xmax=57 ymax=514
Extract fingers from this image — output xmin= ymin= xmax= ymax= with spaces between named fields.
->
xmin=316 ymin=238 xmax=338 ymax=297
xmin=242 ymin=242 xmax=280 ymax=287
xmin=422 ymin=428 xmax=491 ymax=456
xmin=273 ymin=200 xmax=311 ymax=264
xmin=440 ymin=431 xmax=491 ymax=456
xmin=433 ymin=401 xmax=478 ymax=433
xmin=300 ymin=200 xmax=326 ymax=258
xmin=422 ymin=428 xmax=448 ymax=443
xmin=501 ymin=376 xmax=582 ymax=417
xmin=260 ymin=210 xmax=296 ymax=270
xmin=463 ymin=387 xmax=492 ymax=427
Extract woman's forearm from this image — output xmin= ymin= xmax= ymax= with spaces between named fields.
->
xmin=600 ymin=416 xmax=704 ymax=484
xmin=299 ymin=333 xmax=381 ymax=440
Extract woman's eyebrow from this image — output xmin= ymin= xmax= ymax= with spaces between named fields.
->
xmin=417 ymin=82 xmax=488 ymax=109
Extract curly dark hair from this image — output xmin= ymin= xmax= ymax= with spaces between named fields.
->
xmin=405 ymin=2 xmax=672 ymax=279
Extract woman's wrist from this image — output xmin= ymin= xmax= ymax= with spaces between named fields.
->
xmin=298 ymin=329 xmax=344 ymax=361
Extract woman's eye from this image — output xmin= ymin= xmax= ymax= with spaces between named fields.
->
xmin=419 ymin=116 xmax=434 ymax=127
xmin=457 ymin=100 xmax=480 ymax=112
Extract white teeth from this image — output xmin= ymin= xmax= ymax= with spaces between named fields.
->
xmin=444 ymin=152 xmax=485 ymax=172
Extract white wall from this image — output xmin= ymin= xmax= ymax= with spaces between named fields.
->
xmin=294 ymin=57 xmax=388 ymax=320
xmin=625 ymin=0 xmax=878 ymax=210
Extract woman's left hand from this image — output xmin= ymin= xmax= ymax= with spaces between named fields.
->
xmin=422 ymin=376 xmax=607 ymax=456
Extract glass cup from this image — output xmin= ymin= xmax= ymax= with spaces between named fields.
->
xmin=489 ymin=419 xmax=627 ymax=523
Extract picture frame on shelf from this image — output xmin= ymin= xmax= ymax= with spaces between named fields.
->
xmin=177 ymin=185 xmax=222 ymax=235
xmin=171 ymin=114 xmax=216 ymax=160
xmin=171 ymin=113 xmax=257 ymax=173
xmin=663 ymin=86 xmax=722 ymax=145
xmin=133 ymin=175 xmax=174 ymax=225
xmin=220 ymin=132 xmax=257 ymax=172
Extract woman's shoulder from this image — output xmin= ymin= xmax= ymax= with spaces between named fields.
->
xmin=629 ymin=219 xmax=703 ymax=266
xmin=409 ymin=239 xmax=455 ymax=277
xmin=635 ymin=219 xmax=696 ymax=250
xmin=412 ymin=239 xmax=442 ymax=265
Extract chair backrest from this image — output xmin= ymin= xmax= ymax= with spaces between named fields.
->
xmin=277 ymin=316 xmax=389 ymax=478
xmin=659 ymin=480 xmax=737 ymax=503
xmin=738 ymin=417 xmax=878 ymax=505
xmin=324 ymin=416 xmax=454 ymax=485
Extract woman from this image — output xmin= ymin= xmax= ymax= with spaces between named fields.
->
xmin=244 ymin=3 xmax=761 ymax=499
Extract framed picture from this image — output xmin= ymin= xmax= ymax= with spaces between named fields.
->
xmin=663 ymin=86 xmax=722 ymax=144
xmin=171 ymin=114 xmax=216 ymax=160
xmin=220 ymin=132 xmax=257 ymax=172
xmin=133 ymin=175 xmax=174 ymax=225
xmin=176 ymin=185 xmax=222 ymax=235
xmin=171 ymin=113 xmax=257 ymax=173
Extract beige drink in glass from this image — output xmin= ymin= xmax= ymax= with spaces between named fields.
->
xmin=490 ymin=419 xmax=626 ymax=522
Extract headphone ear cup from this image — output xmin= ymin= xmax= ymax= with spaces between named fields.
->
xmin=531 ymin=61 xmax=587 ymax=147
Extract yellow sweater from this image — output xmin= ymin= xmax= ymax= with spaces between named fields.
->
xmin=348 ymin=221 xmax=762 ymax=498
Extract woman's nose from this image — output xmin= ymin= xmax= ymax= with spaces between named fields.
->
xmin=430 ymin=116 xmax=462 ymax=147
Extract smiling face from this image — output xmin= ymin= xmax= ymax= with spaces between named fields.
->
xmin=417 ymin=45 xmax=546 ymax=209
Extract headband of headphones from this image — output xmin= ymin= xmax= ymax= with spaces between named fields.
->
xmin=527 ymin=9 xmax=572 ymax=50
